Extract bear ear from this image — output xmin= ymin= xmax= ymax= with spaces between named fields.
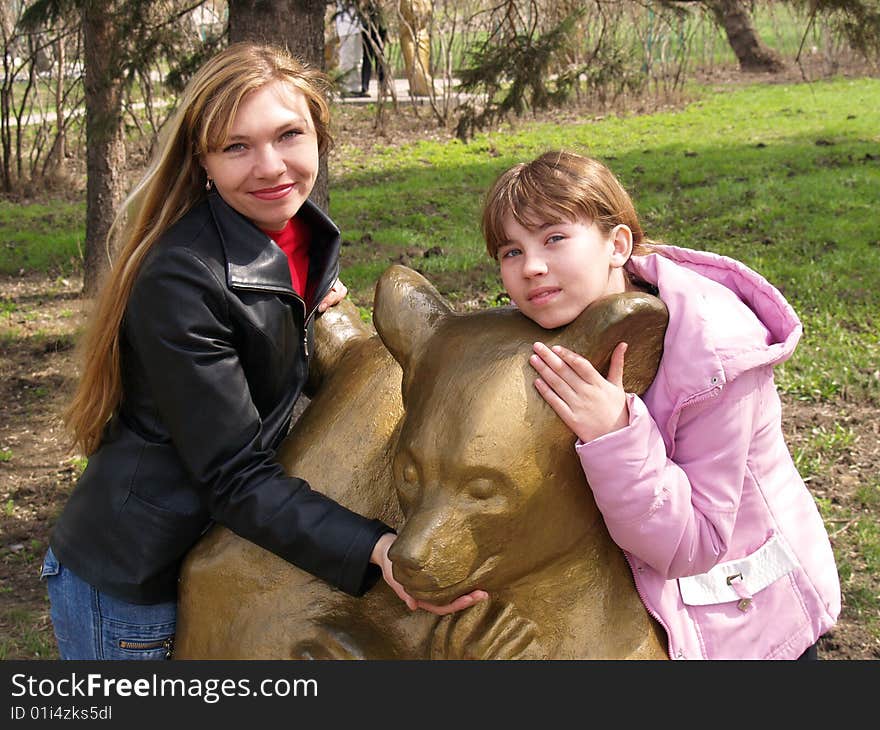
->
xmin=550 ymin=292 xmax=669 ymax=396
xmin=373 ymin=264 xmax=455 ymax=373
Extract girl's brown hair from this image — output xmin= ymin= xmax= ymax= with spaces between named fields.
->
xmin=66 ymin=43 xmax=334 ymax=456
xmin=481 ymin=150 xmax=655 ymax=259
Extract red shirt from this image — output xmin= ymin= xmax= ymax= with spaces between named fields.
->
xmin=261 ymin=217 xmax=310 ymax=298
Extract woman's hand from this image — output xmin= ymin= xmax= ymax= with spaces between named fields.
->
xmin=370 ymin=533 xmax=489 ymax=615
xmin=317 ymin=278 xmax=348 ymax=313
xmin=529 ymin=341 xmax=630 ymax=443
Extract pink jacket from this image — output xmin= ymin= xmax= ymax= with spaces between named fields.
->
xmin=576 ymin=245 xmax=841 ymax=659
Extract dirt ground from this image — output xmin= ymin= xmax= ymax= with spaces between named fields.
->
xmin=0 ymin=270 xmax=877 ymax=660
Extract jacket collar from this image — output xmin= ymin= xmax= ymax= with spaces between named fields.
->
xmin=627 ymin=245 xmax=802 ymax=399
xmin=207 ymin=191 xmax=341 ymax=308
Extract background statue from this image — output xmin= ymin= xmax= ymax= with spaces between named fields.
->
xmin=397 ymin=0 xmax=433 ymax=96
xmin=174 ymin=265 xmax=669 ymax=659
xmin=334 ymin=1 xmax=365 ymax=95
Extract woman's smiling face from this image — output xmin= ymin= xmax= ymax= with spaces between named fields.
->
xmin=201 ymin=79 xmax=319 ymax=231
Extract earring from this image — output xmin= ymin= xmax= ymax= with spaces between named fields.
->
xmin=205 ymin=177 xmax=213 ymax=191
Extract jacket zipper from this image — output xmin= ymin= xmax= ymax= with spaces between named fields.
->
xmin=298 ymin=262 xmax=340 ymax=359
xmin=622 ymin=551 xmax=677 ymax=659
xmin=232 ymin=262 xmax=339 ymax=360
xmin=118 ymin=636 xmax=174 ymax=657
xmin=673 ymin=379 xmax=723 ymax=417
xmin=632 ymin=383 xmax=722 ymax=659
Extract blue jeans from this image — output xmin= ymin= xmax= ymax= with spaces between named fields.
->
xmin=41 ymin=547 xmax=176 ymax=660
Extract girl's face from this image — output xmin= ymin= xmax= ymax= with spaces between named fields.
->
xmin=201 ymin=80 xmax=319 ymax=231
xmin=497 ymin=213 xmax=632 ymax=329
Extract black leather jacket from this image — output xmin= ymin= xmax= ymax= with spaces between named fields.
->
xmin=50 ymin=192 xmax=390 ymax=604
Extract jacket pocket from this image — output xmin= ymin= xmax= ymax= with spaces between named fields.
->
xmin=110 ymin=634 xmax=175 ymax=660
xmin=678 ymin=534 xmax=797 ymax=605
xmin=105 ymin=625 xmax=175 ymax=660
xmin=119 ymin=490 xmax=208 ymax=563
xmin=127 ymin=441 xmax=204 ymax=516
xmin=96 ymin=592 xmax=176 ymax=660
xmin=678 ymin=534 xmax=811 ymax=658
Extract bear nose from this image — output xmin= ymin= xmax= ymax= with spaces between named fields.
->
xmin=387 ymin=511 xmax=477 ymax=591
xmin=387 ymin=540 xmax=436 ymax=588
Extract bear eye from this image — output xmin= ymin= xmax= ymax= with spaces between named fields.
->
xmin=402 ymin=464 xmax=418 ymax=484
xmin=465 ymin=478 xmax=496 ymax=501
xmin=393 ymin=458 xmax=421 ymax=512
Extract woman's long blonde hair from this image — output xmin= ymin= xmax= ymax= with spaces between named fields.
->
xmin=66 ymin=42 xmax=334 ymax=456
xmin=481 ymin=150 xmax=656 ymax=260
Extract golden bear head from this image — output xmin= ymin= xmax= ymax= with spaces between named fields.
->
xmin=373 ymin=265 xmax=668 ymax=605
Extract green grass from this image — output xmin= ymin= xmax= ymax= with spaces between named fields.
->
xmin=792 ymin=424 xmax=857 ymax=481
xmin=0 ymin=200 xmax=84 ymax=275
xmin=823 ymin=480 xmax=880 ymax=639
xmin=0 ymin=606 xmax=57 ymax=660
xmin=330 ymin=77 xmax=880 ymax=404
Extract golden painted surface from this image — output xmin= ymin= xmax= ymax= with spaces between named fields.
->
xmin=175 ymin=265 xmax=669 ymax=659
xmin=397 ymin=0 xmax=433 ymax=95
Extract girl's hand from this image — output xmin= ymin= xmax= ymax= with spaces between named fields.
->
xmin=317 ymin=278 xmax=348 ymax=313
xmin=370 ymin=533 xmax=489 ymax=615
xmin=530 ymin=341 xmax=630 ymax=443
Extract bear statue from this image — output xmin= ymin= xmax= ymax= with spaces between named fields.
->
xmin=173 ymin=265 xmax=670 ymax=659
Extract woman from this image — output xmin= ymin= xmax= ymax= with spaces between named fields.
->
xmin=42 ymin=43 xmax=485 ymax=660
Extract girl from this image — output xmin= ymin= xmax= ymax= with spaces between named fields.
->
xmin=42 ymin=43 xmax=484 ymax=660
xmin=481 ymin=150 xmax=840 ymax=659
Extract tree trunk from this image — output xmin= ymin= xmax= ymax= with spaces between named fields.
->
xmin=705 ymin=0 xmax=785 ymax=72
xmin=227 ymin=0 xmax=329 ymax=212
xmin=82 ymin=1 xmax=126 ymax=296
